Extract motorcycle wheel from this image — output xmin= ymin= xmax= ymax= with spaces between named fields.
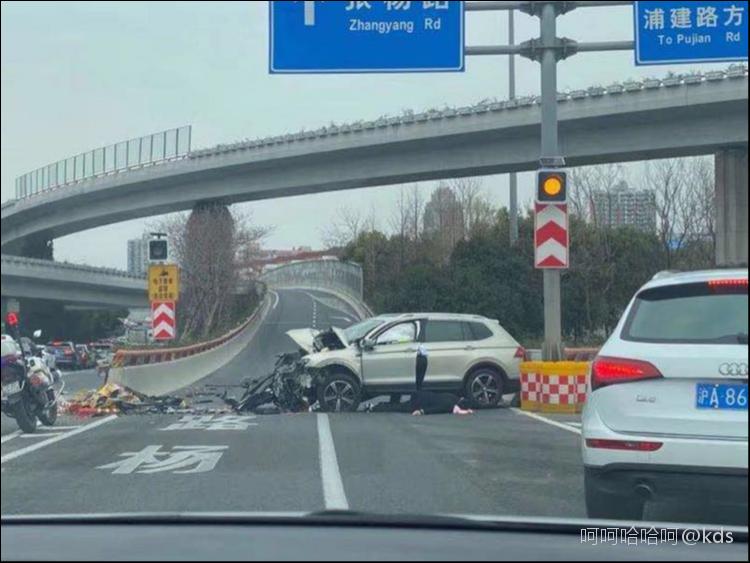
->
xmin=12 ymin=397 xmax=38 ymax=433
xmin=38 ymin=402 xmax=58 ymax=426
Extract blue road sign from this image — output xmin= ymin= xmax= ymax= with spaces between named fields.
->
xmin=269 ymin=1 xmax=464 ymax=73
xmin=634 ymin=1 xmax=749 ymax=65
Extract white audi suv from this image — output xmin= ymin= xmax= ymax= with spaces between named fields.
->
xmin=582 ymin=269 xmax=748 ymax=525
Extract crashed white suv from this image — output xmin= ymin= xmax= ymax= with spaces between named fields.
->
xmin=287 ymin=313 xmax=526 ymax=412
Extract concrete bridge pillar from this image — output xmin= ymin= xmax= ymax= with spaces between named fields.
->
xmin=715 ymin=148 xmax=748 ymax=267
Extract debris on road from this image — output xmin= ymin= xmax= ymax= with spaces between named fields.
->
xmin=61 ymin=382 xmax=193 ymax=417
xmin=224 ymin=352 xmax=312 ymax=414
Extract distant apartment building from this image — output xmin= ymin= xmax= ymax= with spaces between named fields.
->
xmin=590 ymin=181 xmax=656 ymax=233
xmin=126 ymin=236 xmax=149 ymax=277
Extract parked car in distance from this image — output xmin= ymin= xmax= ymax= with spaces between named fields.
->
xmin=582 ymin=269 xmax=748 ymax=526
xmin=89 ymin=341 xmax=114 ymax=363
xmin=287 ymin=313 xmax=527 ymax=412
xmin=45 ymin=341 xmax=80 ymax=370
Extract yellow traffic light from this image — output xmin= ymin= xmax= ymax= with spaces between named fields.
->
xmin=537 ymin=169 xmax=568 ymax=203
xmin=543 ymin=175 xmax=563 ymax=197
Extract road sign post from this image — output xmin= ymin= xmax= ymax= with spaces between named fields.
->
xmin=148 ymin=264 xmax=179 ymax=342
xmin=539 ymin=1 xmax=564 ymax=361
xmin=634 ymin=1 xmax=748 ymax=65
xmin=269 ymin=1 xmax=465 ymax=73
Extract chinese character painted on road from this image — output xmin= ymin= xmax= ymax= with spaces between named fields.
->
xmin=643 ymin=7 xmax=665 ymax=30
xmin=386 ymin=1 xmax=412 ymax=10
xmin=670 ymin=7 xmax=692 ymax=29
xmin=160 ymin=415 xmax=258 ymax=432
xmin=724 ymin=4 xmax=745 ymax=26
xmin=346 ymin=1 xmax=371 ymax=9
xmin=98 ymin=445 xmax=228 ymax=474
xmin=696 ymin=6 xmax=719 ymax=28
xmin=423 ymin=1 xmax=449 ymax=9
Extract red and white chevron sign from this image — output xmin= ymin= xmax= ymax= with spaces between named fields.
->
xmin=535 ymin=203 xmax=569 ymax=269
xmin=151 ymin=300 xmax=176 ymax=341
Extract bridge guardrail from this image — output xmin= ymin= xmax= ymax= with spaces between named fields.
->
xmin=261 ymin=259 xmax=365 ymax=304
xmin=15 ymin=125 xmax=191 ymax=201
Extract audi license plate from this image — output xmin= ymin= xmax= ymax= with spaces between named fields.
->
xmin=696 ymin=383 xmax=748 ymax=411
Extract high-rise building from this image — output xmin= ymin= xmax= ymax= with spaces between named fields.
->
xmin=127 ymin=236 xmax=149 ymax=277
xmin=590 ymin=181 xmax=656 ymax=233
xmin=423 ymin=186 xmax=464 ymax=237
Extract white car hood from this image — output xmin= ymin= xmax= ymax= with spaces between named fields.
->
xmin=286 ymin=327 xmax=348 ymax=353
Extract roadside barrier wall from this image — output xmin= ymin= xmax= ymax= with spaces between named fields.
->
xmin=520 ymin=361 xmax=591 ymax=414
xmin=108 ymin=294 xmax=272 ymax=396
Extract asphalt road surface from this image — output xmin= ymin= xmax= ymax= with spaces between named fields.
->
xmin=1 ymin=289 xmax=584 ymax=518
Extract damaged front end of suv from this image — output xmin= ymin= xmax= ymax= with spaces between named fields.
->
xmin=227 ymin=326 xmax=360 ymax=414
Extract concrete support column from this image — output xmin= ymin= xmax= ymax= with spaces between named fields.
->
xmin=715 ymin=148 xmax=748 ymax=267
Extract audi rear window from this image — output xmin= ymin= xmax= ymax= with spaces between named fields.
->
xmin=622 ymin=281 xmax=748 ymax=345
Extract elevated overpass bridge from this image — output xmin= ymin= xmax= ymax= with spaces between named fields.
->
xmin=0 ymin=254 xmax=147 ymax=311
xmin=1 ymin=68 xmax=747 ymax=312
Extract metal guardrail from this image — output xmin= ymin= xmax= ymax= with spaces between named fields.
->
xmin=260 ymin=259 xmax=364 ymax=304
xmin=111 ymin=291 xmax=267 ymax=368
xmin=189 ymin=66 xmax=747 ymax=159
xmin=14 ymin=126 xmax=191 ymax=200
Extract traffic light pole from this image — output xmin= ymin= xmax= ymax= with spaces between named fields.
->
xmin=508 ymin=9 xmax=519 ymax=246
xmin=539 ymin=2 xmax=563 ymax=361
xmin=466 ymin=0 xmax=634 ymax=361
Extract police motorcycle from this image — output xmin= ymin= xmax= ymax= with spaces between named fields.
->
xmin=1 ymin=330 xmax=64 ymax=433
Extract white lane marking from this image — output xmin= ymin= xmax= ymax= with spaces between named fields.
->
xmin=19 ymin=432 xmax=65 ymax=439
xmin=316 ymin=413 xmax=349 ymax=510
xmin=567 ymin=422 xmax=582 ymax=428
xmin=1 ymin=415 xmax=118 ymax=465
xmin=1 ymin=431 xmax=22 ymax=444
xmin=511 ymin=408 xmax=582 ymax=436
xmin=271 ymin=291 xmax=280 ymax=310
xmin=331 ymin=315 xmax=354 ymax=323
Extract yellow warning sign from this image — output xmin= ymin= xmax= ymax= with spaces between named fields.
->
xmin=148 ymin=264 xmax=180 ymax=302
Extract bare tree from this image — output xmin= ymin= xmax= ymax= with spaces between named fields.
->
xmin=644 ymin=159 xmax=698 ymax=269
xmin=406 ymin=183 xmax=424 ymax=243
xmin=450 ymin=177 xmax=496 ymax=238
xmin=569 ymin=163 xmax=626 ymax=226
xmin=686 ymin=156 xmax=716 ymax=267
xmin=320 ymin=205 xmax=366 ymax=248
xmin=148 ymin=205 xmax=271 ymax=340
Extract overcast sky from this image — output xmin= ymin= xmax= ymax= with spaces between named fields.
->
xmin=1 ymin=1 xmax=728 ymax=268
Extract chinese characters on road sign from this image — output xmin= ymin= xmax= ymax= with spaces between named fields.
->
xmin=635 ymin=2 xmax=748 ymax=65
xmin=148 ymin=264 xmax=180 ymax=302
xmin=270 ymin=1 xmax=464 ymax=73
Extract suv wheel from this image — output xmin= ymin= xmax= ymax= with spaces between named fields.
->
xmin=317 ymin=371 xmax=361 ymax=413
xmin=465 ymin=368 xmax=503 ymax=409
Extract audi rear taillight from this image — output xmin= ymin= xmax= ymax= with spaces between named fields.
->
xmin=591 ymin=356 xmax=662 ymax=391
xmin=514 ymin=346 xmax=527 ymax=360
xmin=585 ymin=438 xmax=663 ymax=452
